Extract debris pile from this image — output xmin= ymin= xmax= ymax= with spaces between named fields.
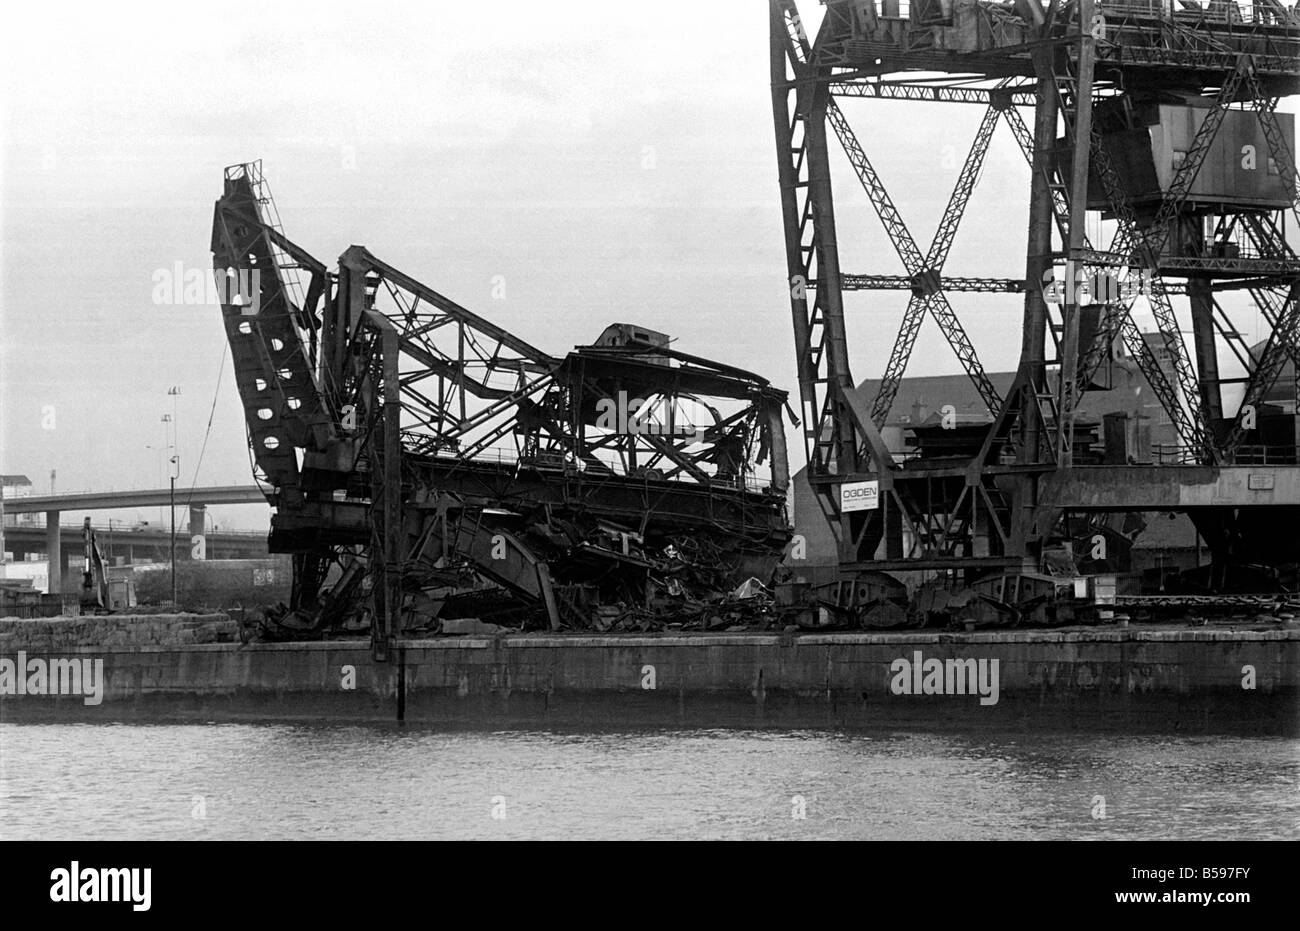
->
xmin=210 ymin=163 xmax=793 ymax=645
xmin=400 ymin=512 xmax=789 ymax=633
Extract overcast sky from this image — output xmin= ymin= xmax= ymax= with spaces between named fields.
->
xmin=2 ymin=1 xmax=1292 ymax=530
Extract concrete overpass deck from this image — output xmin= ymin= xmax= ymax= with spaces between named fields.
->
xmin=0 ymin=485 xmax=267 ymax=515
xmin=1 ymin=485 xmax=269 ymax=593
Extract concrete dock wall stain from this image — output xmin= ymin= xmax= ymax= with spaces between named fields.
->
xmin=0 ymin=618 xmax=1296 ymax=732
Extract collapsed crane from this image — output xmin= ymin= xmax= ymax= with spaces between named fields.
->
xmin=211 ymin=163 xmax=792 ymax=655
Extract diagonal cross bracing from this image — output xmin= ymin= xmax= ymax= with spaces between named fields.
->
xmin=823 ymin=97 xmax=1002 ymax=425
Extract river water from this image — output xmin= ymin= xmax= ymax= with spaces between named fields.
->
xmin=1 ymin=724 xmax=1296 ymax=840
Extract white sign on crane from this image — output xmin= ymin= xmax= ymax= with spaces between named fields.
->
xmin=840 ymin=480 xmax=879 ymax=512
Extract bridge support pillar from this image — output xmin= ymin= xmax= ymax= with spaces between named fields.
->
xmin=45 ymin=510 xmax=61 ymax=594
xmin=188 ymin=505 xmax=206 ymax=560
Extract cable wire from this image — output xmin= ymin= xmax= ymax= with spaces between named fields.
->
xmin=183 ymin=340 xmax=229 ymax=512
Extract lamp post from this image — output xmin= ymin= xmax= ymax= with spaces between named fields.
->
xmin=164 ymin=386 xmax=181 ymax=601
xmin=158 ymin=414 xmax=171 ymax=525
xmin=169 ymin=453 xmax=180 ymax=606
xmin=167 ymin=387 xmax=181 ymax=461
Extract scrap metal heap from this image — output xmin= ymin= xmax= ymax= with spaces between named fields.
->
xmin=211 ymin=164 xmax=792 ymax=651
xmin=771 ymin=0 xmax=1300 ymax=621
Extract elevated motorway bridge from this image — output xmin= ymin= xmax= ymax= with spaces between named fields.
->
xmin=0 ymin=485 xmax=267 ymax=515
xmin=0 ymin=486 xmax=269 ymax=593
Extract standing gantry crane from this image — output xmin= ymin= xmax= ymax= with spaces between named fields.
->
xmin=771 ymin=0 xmax=1300 ymax=594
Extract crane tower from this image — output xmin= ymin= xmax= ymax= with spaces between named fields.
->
xmin=771 ymin=0 xmax=1300 ymax=601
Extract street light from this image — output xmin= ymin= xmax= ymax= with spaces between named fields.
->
xmin=167 ymin=387 xmax=181 ymax=463
xmin=169 ymin=453 xmax=180 ymax=606
xmin=158 ymin=414 xmax=172 ymax=525
xmin=166 ymin=387 xmax=181 ymax=607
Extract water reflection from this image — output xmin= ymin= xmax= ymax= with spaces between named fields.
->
xmin=1 ymin=725 xmax=1295 ymax=840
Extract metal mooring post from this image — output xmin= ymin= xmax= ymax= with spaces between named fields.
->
xmin=369 ymin=316 xmax=403 ymax=666
xmin=396 ymin=647 xmax=406 ymax=722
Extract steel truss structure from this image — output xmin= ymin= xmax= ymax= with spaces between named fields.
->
xmin=212 ymin=164 xmax=792 ymax=655
xmin=771 ymin=0 xmax=1300 ymax=585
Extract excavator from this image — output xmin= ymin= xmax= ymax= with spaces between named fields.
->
xmin=78 ymin=517 xmax=111 ymax=614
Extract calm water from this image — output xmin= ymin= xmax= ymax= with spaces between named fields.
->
xmin=1 ymin=724 xmax=1296 ymax=840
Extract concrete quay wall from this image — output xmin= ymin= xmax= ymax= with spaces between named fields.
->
xmin=1 ymin=623 xmax=1296 ymax=733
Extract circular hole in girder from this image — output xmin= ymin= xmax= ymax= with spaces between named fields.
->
xmin=270 ymin=337 xmax=285 ymax=352
xmin=262 ymin=436 xmax=280 ymax=450
xmin=257 ymin=408 xmax=274 ymax=421
xmin=237 ymin=321 xmax=253 ymax=335
xmin=254 ymin=378 xmax=268 ymax=392
xmin=286 ymin=397 xmax=302 ymax=411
